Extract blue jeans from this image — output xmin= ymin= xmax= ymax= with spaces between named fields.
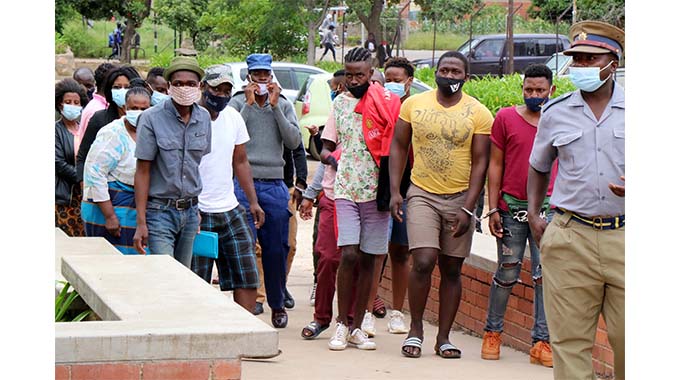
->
xmin=146 ymin=200 xmax=200 ymax=269
xmin=234 ymin=179 xmax=291 ymax=310
xmin=484 ymin=210 xmax=550 ymax=343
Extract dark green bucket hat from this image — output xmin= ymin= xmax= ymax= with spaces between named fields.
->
xmin=163 ymin=56 xmax=204 ymax=81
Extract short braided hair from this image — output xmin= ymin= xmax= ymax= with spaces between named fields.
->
xmin=344 ymin=47 xmax=372 ymax=63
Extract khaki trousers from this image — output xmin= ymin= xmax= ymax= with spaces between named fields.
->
xmin=541 ymin=211 xmax=625 ymax=380
xmin=256 ymin=188 xmax=298 ymax=303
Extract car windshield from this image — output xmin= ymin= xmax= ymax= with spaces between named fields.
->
xmin=457 ymin=39 xmax=481 ymax=56
xmin=544 ymin=54 xmax=572 ymax=76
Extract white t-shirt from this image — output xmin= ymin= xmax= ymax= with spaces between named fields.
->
xmin=198 ymin=106 xmax=250 ymax=213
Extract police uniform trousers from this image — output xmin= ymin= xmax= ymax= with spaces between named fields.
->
xmin=540 ymin=211 xmax=624 ymax=380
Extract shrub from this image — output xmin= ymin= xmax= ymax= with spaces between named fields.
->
xmin=62 ymin=22 xmax=105 ymax=58
xmin=316 ymin=61 xmax=344 ymax=74
xmin=55 ymin=33 xmax=69 ymax=54
xmin=463 ymin=74 xmax=576 ymax=116
xmin=55 ymin=281 xmax=92 ymax=322
xmin=414 ymin=67 xmax=436 ymax=87
xmin=415 ymin=69 xmax=575 ymax=116
xmin=148 ymin=51 xmax=175 ymax=68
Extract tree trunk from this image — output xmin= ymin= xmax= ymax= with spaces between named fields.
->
xmin=120 ymin=23 xmax=136 ymax=64
xmin=305 ymin=0 xmax=330 ymax=66
xmin=355 ymin=0 xmax=384 ymax=54
xmin=307 ymin=21 xmax=317 ymax=65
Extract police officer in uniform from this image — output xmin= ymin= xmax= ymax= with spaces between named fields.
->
xmin=527 ymin=20 xmax=625 ymax=380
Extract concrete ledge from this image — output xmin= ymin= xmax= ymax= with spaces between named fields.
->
xmin=55 ymin=229 xmax=278 ymax=365
xmin=55 ymin=228 xmax=120 ymax=283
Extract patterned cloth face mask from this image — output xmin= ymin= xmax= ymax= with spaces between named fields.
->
xmin=169 ymin=85 xmax=201 ymax=106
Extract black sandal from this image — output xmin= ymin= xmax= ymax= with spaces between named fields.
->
xmin=435 ymin=342 xmax=461 ymax=359
xmin=301 ymin=321 xmax=329 ymax=340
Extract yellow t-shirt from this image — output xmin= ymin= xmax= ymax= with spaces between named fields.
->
xmin=399 ymin=89 xmax=493 ymax=194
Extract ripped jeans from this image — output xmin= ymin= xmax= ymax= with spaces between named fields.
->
xmin=484 ymin=210 xmax=550 ymax=343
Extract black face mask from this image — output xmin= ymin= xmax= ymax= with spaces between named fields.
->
xmin=204 ymin=90 xmax=230 ymax=113
xmin=346 ymin=81 xmax=370 ymax=99
xmin=435 ymin=76 xmax=465 ymax=96
xmin=86 ymin=88 xmax=95 ymax=101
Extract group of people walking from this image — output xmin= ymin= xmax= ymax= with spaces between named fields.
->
xmin=55 ymin=19 xmax=625 ymax=380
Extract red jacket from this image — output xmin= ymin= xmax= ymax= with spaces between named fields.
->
xmin=354 ymin=83 xmax=402 ymax=167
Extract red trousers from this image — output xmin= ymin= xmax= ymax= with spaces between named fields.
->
xmin=314 ymin=195 xmax=357 ymax=326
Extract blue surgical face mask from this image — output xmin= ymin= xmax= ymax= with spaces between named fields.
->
xmin=111 ymin=88 xmax=128 ymax=108
xmin=86 ymin=88 xmax=95 ymax=101
xmin=384 ymin=82 xmax=406 ymax=98
xmin=330 ymin=90 xmax=338 ymax=101
xmin=568 ymin=61 xmax=613 ymax=92
xmin=151 ymin=90 xmax=170 ymax=106
xmin=524 ymin=97 xmax=550 ymax=112
xmin=125 ymin=110 xmax=143 ymax=128
xmin=61 ymin=104 xmax=82 ymax=121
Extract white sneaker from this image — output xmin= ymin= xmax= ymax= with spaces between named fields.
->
xmin=361 ymin=310 xmax=376 ymax=337
xmin=349 ymin=328 xmax=377 ymax=350
xmin=309 ymin=282 xmax=317 ymax=306
xmin=328 ymin=322 xmax=349 ymax=351
xmin=387 ymin=310 xmax=408 ymax=334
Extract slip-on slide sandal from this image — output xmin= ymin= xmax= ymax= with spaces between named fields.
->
xmin=301 ymin=321 xmax=329 ymax=340
xmin=401 ymin=336 xmax=423 ymax=358
xmin=435 ymin=342 xmax=462 ymax=359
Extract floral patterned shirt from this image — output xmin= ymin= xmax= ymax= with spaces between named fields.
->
xmin=321 ymin=93 xmax=379 ymax=203
xmin=83 ymin=118 xmax=136 ymax=202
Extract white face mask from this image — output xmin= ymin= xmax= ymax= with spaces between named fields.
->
xmin=568 ymin=60 xmax=614 ymax=92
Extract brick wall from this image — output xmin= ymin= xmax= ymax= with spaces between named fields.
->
xmin=377 ymin=256 xmax=615 ymax=379
xmin=55 ymin=359 xmax=240 ymax=380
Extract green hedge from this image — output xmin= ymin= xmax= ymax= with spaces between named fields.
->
xmin=414 ymin=70 xmax=576 ymax=116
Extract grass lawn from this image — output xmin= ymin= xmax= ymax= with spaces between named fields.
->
xmin=402 ymin=31 xmax=468 ymax=51
xmin=62 ymin=18 xmax=176 ymax=59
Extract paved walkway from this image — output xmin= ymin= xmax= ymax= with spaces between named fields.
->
xmin=240 ymin=175 xmax=554 ymax=379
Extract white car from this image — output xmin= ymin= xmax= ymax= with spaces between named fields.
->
xmin=223 ymin=61 xmax=329 ymax=101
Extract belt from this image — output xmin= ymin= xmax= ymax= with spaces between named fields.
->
xmin=149 ymin=196 xmax=198 ymax=210
xmin=254 ymin=178 xmax=280 ymax=182
xmin=555 ymin=208 xmax=625 ymax=230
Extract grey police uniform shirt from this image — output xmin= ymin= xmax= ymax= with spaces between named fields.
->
xmin=529 ymin=82 xmax=625 ymax=218
xmin=228 ymin=92 xmax=302 ymax=179
xmin=135 ymin=98 xmax=212 ymax=199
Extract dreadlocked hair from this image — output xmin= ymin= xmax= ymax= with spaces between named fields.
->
xmin=344 ymin=47 xmax=372 ymax=63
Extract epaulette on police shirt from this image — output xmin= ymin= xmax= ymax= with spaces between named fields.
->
xmin=542 ymin=92 xmax=574 ymax=113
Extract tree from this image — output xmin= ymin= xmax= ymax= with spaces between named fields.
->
xmin=350 ymin=0 xmax=395 ymax=48
xmin=55 ymin=0 xmax=77 ymax=34
xmin=154 ymin=0 xmax=210 ymax=49
xmin=70 ymin=0 xmax=152 ymax=63
xmin=529 ymin=0 xmax=624 ymax=28
xmin=302 ymin=0 xmax=331 ymax=65
xmin=199 ymin=0 xmax=307 ymax=60
xmin=418 ymin=0 xmax=481 ymax=26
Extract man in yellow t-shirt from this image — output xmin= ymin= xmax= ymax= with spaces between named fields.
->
xmin=389 ymin=51 xmax=493 ymax=359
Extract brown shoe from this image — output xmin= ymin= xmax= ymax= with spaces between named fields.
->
xmin=481 ymin=331 xmax=501 ymax=360
xmin=530 ymin=341 xmax=553 ymax=367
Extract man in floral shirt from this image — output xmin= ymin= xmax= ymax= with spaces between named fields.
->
xmin=320 ymin=47 xmax=392 ymax=351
